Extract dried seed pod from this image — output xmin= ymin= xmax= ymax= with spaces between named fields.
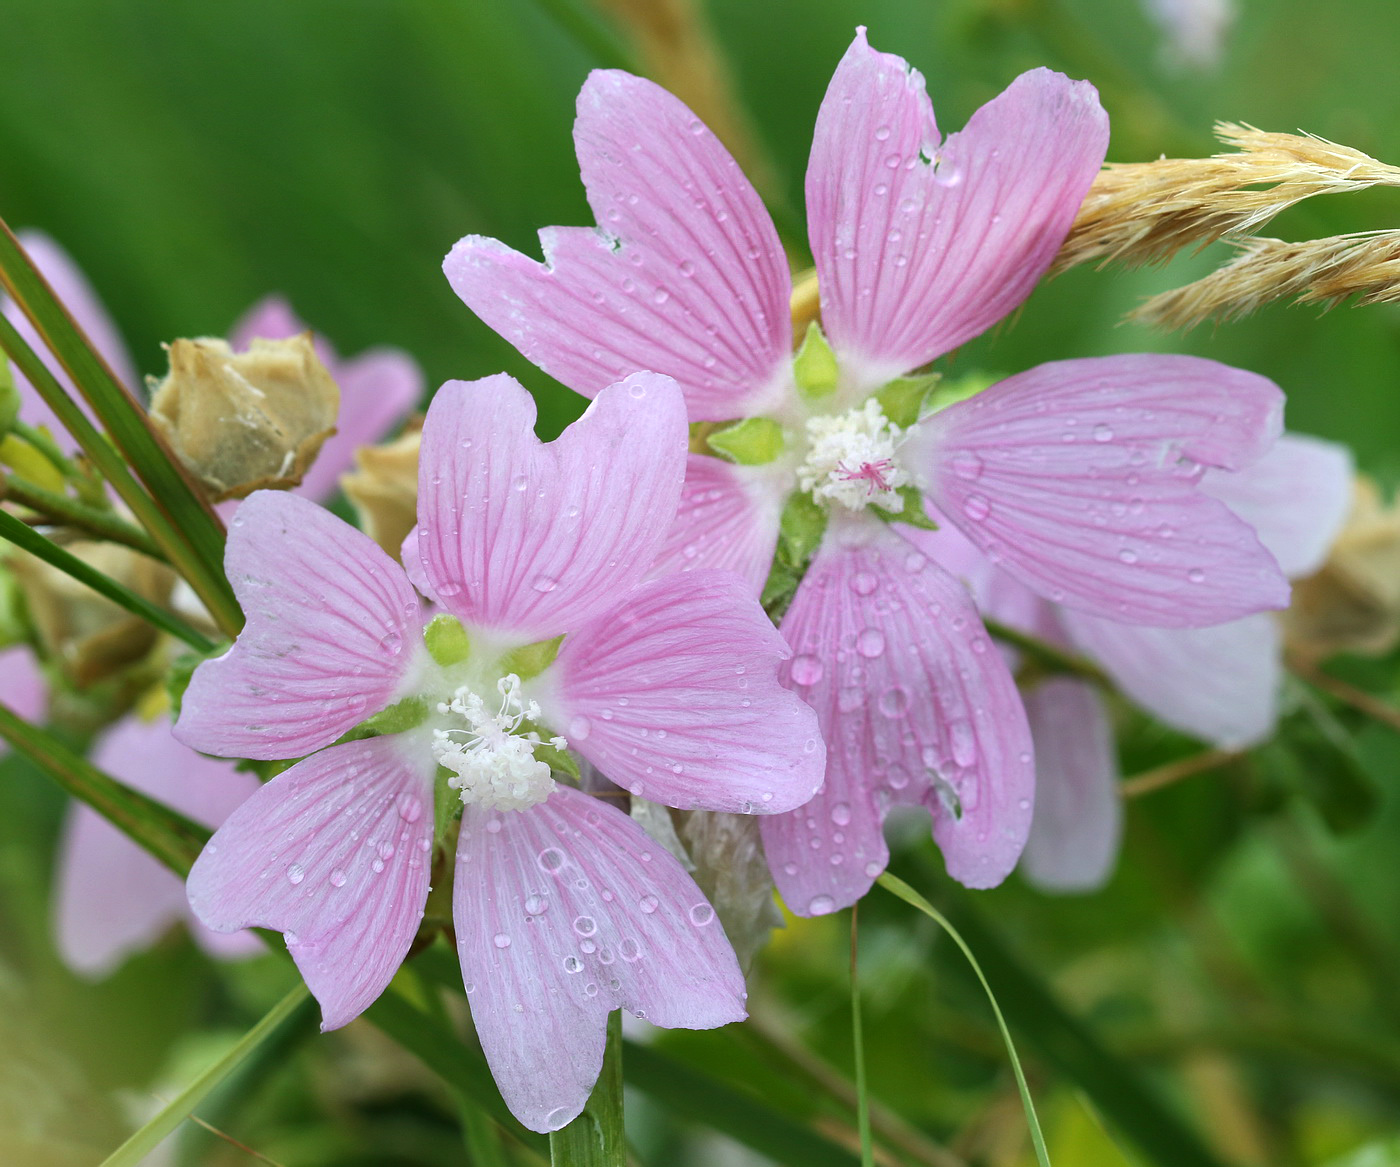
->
xmin=340 ymin=424 xmax=421 ymax=560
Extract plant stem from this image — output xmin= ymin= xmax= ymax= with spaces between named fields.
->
xmin=0 ymin=472 xmax=164 ymax=558
xmin=983 ymin=618 xmax=1111 ymax=686
xmin=1287 ymin=652 xmax=1400 ymax=734
xmin=550 ymin=1011 xmax=626 ymax=1166
xmin=1121 ymin=748 xmax=1242 ymax=799
xmin=850 ymin=905 xmax=874 ymax=1167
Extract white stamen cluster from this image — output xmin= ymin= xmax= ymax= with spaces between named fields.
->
xmin=431 ymin=674 xmax=565 ymax=811
xmin=797 ymin=398 xmax=910 ymax=513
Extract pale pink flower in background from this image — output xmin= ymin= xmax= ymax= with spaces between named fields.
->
xmin=1143 ymin=0 xmax=1236 ymax=70
xmin=912 ymin=432 xmax=1355 ymax=892
xmin=443 ymin=29 xmax=1289 ymax=913
xmin=54 ymin=717 xmax=263 ymax=975
xmin=0 ymin=231 xmax=424 ymax=971
xmin=174 ymin=372 xmax=824 ymax=1131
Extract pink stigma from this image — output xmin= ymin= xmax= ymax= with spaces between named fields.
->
xmin=837 ymin=459 xmax=895 ymax=496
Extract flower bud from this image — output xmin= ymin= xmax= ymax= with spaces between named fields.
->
xmin=148 ymin=334 xmax=339 ymax=501
xmin=10 ymin=542 xmax=173 ymax=686
xmin=340 ymin=425 xmax=421 ymax=560
xmin=1286 ymin=477 xmax=1400 ymax=659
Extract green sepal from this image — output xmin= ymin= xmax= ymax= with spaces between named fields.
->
xmin=434 ymin=766 xmax=461 ymax=848
xmin=362 ymin=695 xmax=430 ymax=736
xmin=235 ymin=755 xmax=300 ymax=783
xmin=793 ymin=320 xmax=839 ymax=400
xmin=874 ymin=372 xmax=941 ymax=428
xmin=0 ymin=432 xmax=66 ymax=492
xmin=924 ymin=370 xmax=1001 ymax=415
xmin=874 ymin=485 xmax=938 ymax=530
xmin=705 ymin=417 xmax=786 ymax=465
xmin=0 ymin=565 xmax=28 ymax=649
xmin=498 ymin=633 xmax=564 ymax=681
xmin=527 ymin=727 xmax=581 ymax=782
xmin=165 ymin=641 xmax=231 ymax=719
xmin=424 ymin=613 xmax=471 ymax=667
xmin=0 ymin=352 xmax=16 ymax=434
xmin=761 ymin=491 xmax=828 ymax=622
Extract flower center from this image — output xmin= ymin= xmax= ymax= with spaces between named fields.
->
xmin=797 ymin=399 xmax=910 ymax=513
xmin=431 ymin=673 xmax=565 ymax=811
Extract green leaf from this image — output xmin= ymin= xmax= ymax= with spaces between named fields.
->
xmin=794 ymin=320 xmax=839 ymax=400
xmin=706 ymin=417 xmax=786 ymax=465
xmin=923 ymin=370 xmax=1000 ymax=414
xmin=877 ymin=873 xmax=1052 ymax=1167
xmin=0 ymin=506 xmax=214 ymax=652
xmin=0 ymin=350 xmax=16 ymax=433
xmin=622 ymin=1040 xmax=861 ymax=1167
xmin=99 ymin=983 xmax=311 ymax=1166
xmin=873 ymin=373 xmax=940 ymax=429
xmin=0 ymin=702 xmax=207 ymax=875
xmin=425 ymin=612 xmax=472 ymax=667
xmin=928 ymin=883 xmax=1231 ymax=1167
xmin=550 ymin=1011 xmax=626 ymax=1166
xmin=0 ymin=272 xmax=243 ymax=638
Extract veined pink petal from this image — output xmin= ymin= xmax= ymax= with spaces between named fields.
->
xmin=1019 ymin=678 xmax=1121 ymax=894
xmin=912 ymin=354 xmax=1289 ymax=626
xmin=6 ymin=231 xmax=138 ymax=443
xmin=1062 ymin=609 xmax=1281 ymax=747
xmin=454 ymin=785 xmax=745 ymax=1132
xmin=416 ymin=374 xmax=687 ymax=642
xmin=1201 ymin=432 xmax=1354 ymax=579
xmin=763 ymin=519 xmax=1035 ymax=912
xmin=649 ymin=455 xmax=786 ymax=594
xmin=187 ymin=736 xmax=436 ymax=1030
xmin=54 ymin=716 xmax=262 ymax=977
xmin=538 ymin=570 xmax=824 ymax=814
xmin=806 ymin=32 xmax=1108 ymax=389
xmin=228 ymin=296 xmax=423 ymax=502
xmin=444 ymin=72 xmax=792 ymax=421
xmin=176 ymin=492 xmax=426 ymax=760
xmin=0 ymin=646 xmax=47 ymax=727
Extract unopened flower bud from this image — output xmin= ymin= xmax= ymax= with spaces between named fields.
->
xmin=1286 ymin=478 xmax=1400 ymax=659
xmin=340 ymin=425 xmax=421 ymax=559
xmin=10 ymin=542 xmax=173 ymax=686
xmin=676 ymin=810 xmax=783 ymax=972
xmin=148 ymin=334 xmax=339 ymax=501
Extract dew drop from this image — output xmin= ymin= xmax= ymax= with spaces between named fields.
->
xmin=830 ymin=802 xmax=852 ymax=826
xmin=531 ymin=574 xmax=558 ymax=593
xmin=1092 ymin=423 xmax=1114 ymax=442
xmin=286 ymin=863 xmax=305 ymax=885
xmin=329 ymin=868 xmax=347 ymax=888
xmin=524 ymin=894 xmax=548 ymax=915
xmin=538 ymin=848 xmax=566 ymax=873
xmin=619 ymin=938 xmax=642 ymax=961
xmin=1188 ymin=567 xmax=1206 ymax=583
xmin=639 ymin=895 xmax=659 ymax=914
xmin=807 ymin=894 xmax=836 ymax=915
xmin=790 ymin=654 xmax=825 ymax=686
xmin=563 ymin=955 xmax=583 ymax=973
xmin=689 ymin=903 xmax=716 ymax=926
xmin=878 ymin=686 xmax=909 ymax=717
xmin=493 ymin=933 xmax=511 ymax=949
xmin=856 ymin=628 xmax=886 ymax=658
xmin=1118 ymin=548 xmax=1139 ymax=565
xmin=951 ymin=451 xmax=984 ymax=481
xmin=574 ymin=915 xmax=597 ymax=936
xmin=850 ymin=571 xmax=878 ymax=596
xmin=396 ymin=793 xmax=423 ymax=823
xmin=962 ymin=493 xmax=991 ymax=522
xmin=568 ymin=714 xmax=592 ymax=741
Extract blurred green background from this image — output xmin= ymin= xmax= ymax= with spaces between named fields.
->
xmin=4 ymin=0 xmax=1400 ymax=1164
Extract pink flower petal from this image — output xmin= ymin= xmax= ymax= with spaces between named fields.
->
xmin=762 ymin=520 xmax=1035 ymax=912
xmin=911 ymin=354 xmax=1289 ymax=626
xmin=228 ymin=296 xmax=423 ymax=502
xmin=649 ymin=455 xmax=786 ymax=594
xmin=6 ymin=231 xmax=138 ymax=444
xmin=416 ymin=373 xmax=687 ymax=643
xmin=444 ymin=72 xmax=792 ymax=421
xmin=806 ymin=32 xmax=1108 ymax=388
xmin=454 ymin=785 xmax=745 ymax=1132
xmin=0 ymin=646 xmax=47 ymax=727
xmin=1019 ymin=679 xmax=1121 ymax=893
xmin=176 ymin=491 xmax=425 ymax=760
xmin=539 ymin=570 xmax=824 ymax=814
xmin=1201 ymin=432 xmax=1354 ymax=579
xmin=1062 ymin=609 xmax=1281 ymax=747
xmin=54 ymin=716 xmax=262 ymax=976
xmin=187 ymin=736 xmax=435 ymax=1030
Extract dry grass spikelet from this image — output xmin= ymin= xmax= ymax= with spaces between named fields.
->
xmin=1054 ymin=123 xmax=1400 ymax=274
xmin=1132 ymin=230 xmax=1400 ymax=329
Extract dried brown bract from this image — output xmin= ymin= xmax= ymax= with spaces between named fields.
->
xmin=1054 ymin=124 xmax=1400 ymax=274
xmin=1132 ymin=231 xmax=1400 ymax=329
xmin=148 ymin=334 xmax=339 ymax=502
xmin=341 ymin=423 xmax=421 ymax=561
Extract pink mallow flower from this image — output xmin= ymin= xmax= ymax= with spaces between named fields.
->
xmin=0 ymin=231 xmax=424 ymax=971
xmin=442 ymin=29 xmax=1290 ymax=913
xmin=173 ymin=371 xmax=824 ymax=1131
xmin=911 ymin=432 xmax=1353 ymax=892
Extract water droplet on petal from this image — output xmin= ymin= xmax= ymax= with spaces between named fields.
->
xmin=1092 ymin=423 xmax=1114 ymax=442
xmin=639 ymin=895 xmax=659 ymax=914
xmin=962 ymin=493 xmax=991 ymax=522
xmin=689 ymin=903 xmax=715 ymax=926
xmin=538 ymin=848 xmax=566 ymax=873
xmin=563 ymin=956 xmax=583 ymax=973
xmin=856 ymin=628 xmax=886 ymax=658
xmin=396 ymin=794 xmax=423 ymax=823
xmin=851 ymin=571 xmax=878 ymax=596
xmin=329 ymin=868 xmax=347 ymax=888
xmin=830 ymin=802 xmax=852 ymax=826
xmin=286 ymin=863 xmax=305 ymax=885
xmin=574 ymin=915 xmax=597 ymax=936
xmin=790 ymin=654 xmax=825 ymax=686
xmin=531 ymin=574 xmax=558 ymax=593
xmin=951 ymin=451 xmax=984 ymax=481
xmin=807 ymin=894 xmax=836 ymax=915
xmin=493 ymin=933 xmax=511 ymax=949
xmin=1188 ymin=567 xmax=1206 ymax=583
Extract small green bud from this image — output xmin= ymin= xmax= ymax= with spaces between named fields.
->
xmin=0 ymin=432 xmax=66 ymax=492
xmin=875 ymin=373 xmax=941 ymax=429
xmin=424 ymin=613 xmax=471 ymax=667
xmin=706 ymin=417 xmax=786 ymax=466
xmin=793 ymin=321 xmax=839 ymax=399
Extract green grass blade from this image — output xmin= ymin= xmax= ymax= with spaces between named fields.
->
xmin=877 ymin=872 xmax=1052 ymax=1167
xmin=0 ymin=221 xmax=242 ymax=636
xmin=99 ymin=983 xmax=311 ymax=1167
xmin=850 ymin=905 xmax=874 ymax=1167
xmin=622 ymin=1039 xmax=862 ymax=1167
xmin=0 ymin=701 xmax=208 ymax=874
xmin=0 ymin=507 xmax=214 ymax=651
xmin=934 ymin=890 xmax=1230 ymax=1167
xmin=550 ymin=1011 xmax=626 ymax=1167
